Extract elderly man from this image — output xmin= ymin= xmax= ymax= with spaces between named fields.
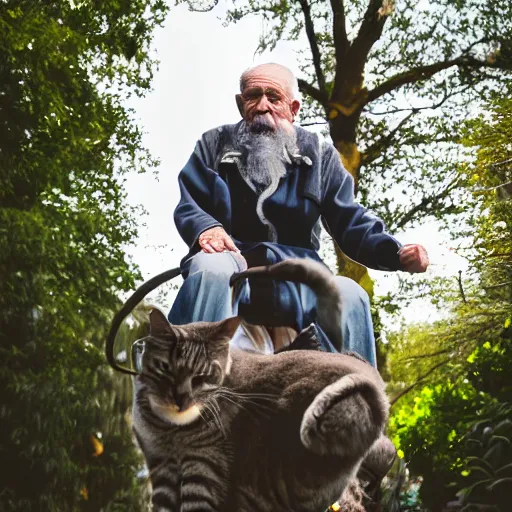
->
xmin=168 ymin=63 xmax=429 ymax=367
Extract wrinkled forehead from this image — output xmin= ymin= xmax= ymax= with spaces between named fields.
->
xmin=241 ymin=65 xmax=295 ymax=99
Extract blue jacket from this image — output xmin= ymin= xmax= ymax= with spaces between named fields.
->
xmin=173 ymin=122 xmax=403 ymax=330
xmin=175 ymin=121 xmax=402 ymax=270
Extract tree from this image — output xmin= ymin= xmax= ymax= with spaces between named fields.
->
xmin=0 ymin=1 xmax=167 ymax=509
xmin=184 ymin=0 xmax=512 ymax=288
xmin=385 ymin=96 xmax=512 ymax=510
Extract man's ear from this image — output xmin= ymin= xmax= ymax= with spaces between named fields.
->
xmin=149 ymin=308 xmax=172 ymax=337
xmin=235 ymin=94 xmax=245 ymax=118
xmin=291 ymin=99 xmax=300 ymax=118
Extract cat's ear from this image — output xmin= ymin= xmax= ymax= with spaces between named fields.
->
xmin=149 ymin=308 xmax=172 ymax=337
xmin=213 ymin=316 xmax=242 ymax=341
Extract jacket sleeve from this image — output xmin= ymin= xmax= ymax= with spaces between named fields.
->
xmin=319 ymin=143 xmax=403 ymax=271
xmin=173 ymin=130 xmax=227 ymax=249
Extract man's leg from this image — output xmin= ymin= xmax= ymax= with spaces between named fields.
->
xmin=168 ymin=252 xmax=246 ymax=324
xmin=168 ymin=252 xmax=274 ymax=353
xmin=296 ymin=274 xmax=376 ymax=365
xmin=334 ymin=276 xmax=377 ymax=367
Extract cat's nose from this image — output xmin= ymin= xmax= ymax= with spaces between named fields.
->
xmin=175 ymin=394 xmax=188 ymax=411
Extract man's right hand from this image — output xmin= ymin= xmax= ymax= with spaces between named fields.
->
xmin=198 ymin=226 xmax=240 ymax=253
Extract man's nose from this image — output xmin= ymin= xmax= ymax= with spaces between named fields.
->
xmin=255 ymin=94 xmax=271 ymax=113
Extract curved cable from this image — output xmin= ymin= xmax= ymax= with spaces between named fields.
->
xmin=105 ymin=267 xmax=182 ymax=375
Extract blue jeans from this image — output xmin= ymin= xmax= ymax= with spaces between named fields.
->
xmin=168 ymin=252 xmax=377 ymax=367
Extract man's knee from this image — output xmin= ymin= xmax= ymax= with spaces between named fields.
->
xmin=188 ymin=251 xmax=245 ymax=279
xmin=333 ymin=276 xmax=371 ymax=308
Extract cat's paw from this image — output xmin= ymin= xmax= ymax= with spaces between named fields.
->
xmin=275 ymin=324 xmax=321 ymax=353
xmin=300 ymin=374 xmax=388 ymax=459
xmin=338 ymin=478 xmax=366 ymax=512
xmin=358 ymin=434 xmax=396 ymax=483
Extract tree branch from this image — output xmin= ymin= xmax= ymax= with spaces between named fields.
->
xmin=297 ymin=0 xmax=327 ymax=95
xmin=474 ymin=179 xmax=512 ymax=193
xmin=330 ymin=0 xmax=349 ymax=71
xmin=390 ymin=358 xmax=451 ymax=406
xmin=400 ymin=348 xmax=452 ymax=362
xmin=367 ymin=58 xmax=462 ymax=103
xmin=367 ymin=53 xmax=511 ymax=104
xmin=350 ymin=0 xmax=392 ymax=68
xmin=298 ymin=78 xmax=329 ymax=105
xmin=490 ymin=157 xmax=512 ymax=168
xmin=482 ymin=281 xmax=512 ymax=290
xmin=184 ymin=0 xmax=218 ymax=13
xmin=394 ymin=176 xmax=461 ymax=230
xmin=300 ymin=120 xmax=328 ymax=127
xmin=366 ymin=84 xmax=472 ymax=116
xmin=362 ymin=111 xmax=416 ymax=166
xmin=457 ymin=270 xmax=467 ymax=304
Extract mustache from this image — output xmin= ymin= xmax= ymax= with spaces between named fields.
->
xmin=249 ymin=113 xmax=275 ymax=134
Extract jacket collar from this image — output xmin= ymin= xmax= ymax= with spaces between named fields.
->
xmin=218 ymin=121 xmax=314 ymax=167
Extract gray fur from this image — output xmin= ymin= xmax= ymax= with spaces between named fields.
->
xmin=132 ymin=317 xmax=240 ymax=512
xmin=230 ymin=258 xmax=343 ymax=350
xmin=223 ymin=347 xmax=389 ymax=511
xmin=132 ymin=259 xmax=390 ymax=512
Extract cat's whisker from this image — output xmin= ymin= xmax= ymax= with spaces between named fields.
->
xmin=203 ymin=399 xmax=227 ymax=438
xmin=201 ymin=402 xmax=219 ymax=433
xmin=208 ymin=397 xmax=225 ymax=422
xmin=214 ymin=392 xmax=251 ymax=413
xmin=217 ymin=388 xmax=278 ymax=405
xmin=211 ymin=397 xmax=229 ymax=438
xmin=200 ymin=403 xmax=219 ymax=430
xmin=217 ymin=388 xmax=278 ymax=401
xmin=196 ymin=406 xmax=213 ymax=429
xmin=213 ymin=390 xmax=275 ymax=418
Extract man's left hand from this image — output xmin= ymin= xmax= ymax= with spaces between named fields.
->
xmin=399 ymin=244 xmax=429 ymax=273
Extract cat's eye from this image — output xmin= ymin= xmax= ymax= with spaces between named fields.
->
xmin=191 ymin=375 xmax=207 ymax=389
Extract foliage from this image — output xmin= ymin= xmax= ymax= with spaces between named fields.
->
xmin=386 ymin=97 xmax=512 ymax=511
xmin=388 ymin=335 xmax=512 ymax=510
xmin=380 ymin=459 xmax=424 ymax=511
xmin=181 ymin=0 xmax=512 ymax=296
xmin=456 ymin=403 xmax=512 ymax=510
xmin=0 ymin=0 xmax=167 ymax=509
xmin=183 ymin=0 xmax=512 ymax=226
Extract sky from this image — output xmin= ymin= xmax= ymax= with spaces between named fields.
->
xmin=123 ymin=4 xmax=469 ymax=329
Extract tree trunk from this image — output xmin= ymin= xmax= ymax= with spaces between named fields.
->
xmin=331 ymin=122 xmax=374 ymax=297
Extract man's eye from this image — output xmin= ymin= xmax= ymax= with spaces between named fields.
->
xmin=267 ymin=94 xmax=281 ymax=103
xmin=243 ymin=92 xmax=260 ymax=101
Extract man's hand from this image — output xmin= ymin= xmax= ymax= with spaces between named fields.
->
xmin=399 ymin=244 xmax=429 ymax=273
xmin=198 ymin=226 xmax=240 ymax=253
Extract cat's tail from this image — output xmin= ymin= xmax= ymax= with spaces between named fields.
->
xmin=229 ymin=259 xmax=342 ymax=350
xmin=300 ymin=373 xmax=389 ymax=461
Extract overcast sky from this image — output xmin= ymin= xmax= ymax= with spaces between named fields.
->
xmin=124 ymin=4 xmax=468 ymax=327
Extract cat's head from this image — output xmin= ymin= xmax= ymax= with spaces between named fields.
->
xmin=135 ymin=308 xmax=241 ymax=426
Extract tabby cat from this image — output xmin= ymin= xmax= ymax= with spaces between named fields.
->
xmin=132 ymin=259 xmax=390 ymax=512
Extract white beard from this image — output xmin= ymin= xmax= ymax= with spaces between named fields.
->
xmin=238 ymin=119 xmax=298 ymax=194
xmin=238 ymin=119 xmax=298 ymax=241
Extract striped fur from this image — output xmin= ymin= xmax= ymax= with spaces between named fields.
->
xmin=132 ymin=259 xmax=390 ymax=512
xmin=132 ymin=316 xmax=239 ymax=511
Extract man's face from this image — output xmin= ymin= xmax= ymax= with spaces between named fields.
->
xmin=236 ymin=70 xmax=300 ymax=133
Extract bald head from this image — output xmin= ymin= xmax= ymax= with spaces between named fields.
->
xmin=240 ymin=63 xmax=300 ymax=100
xmin=236 ymin=63 xmax=301 ymax=134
